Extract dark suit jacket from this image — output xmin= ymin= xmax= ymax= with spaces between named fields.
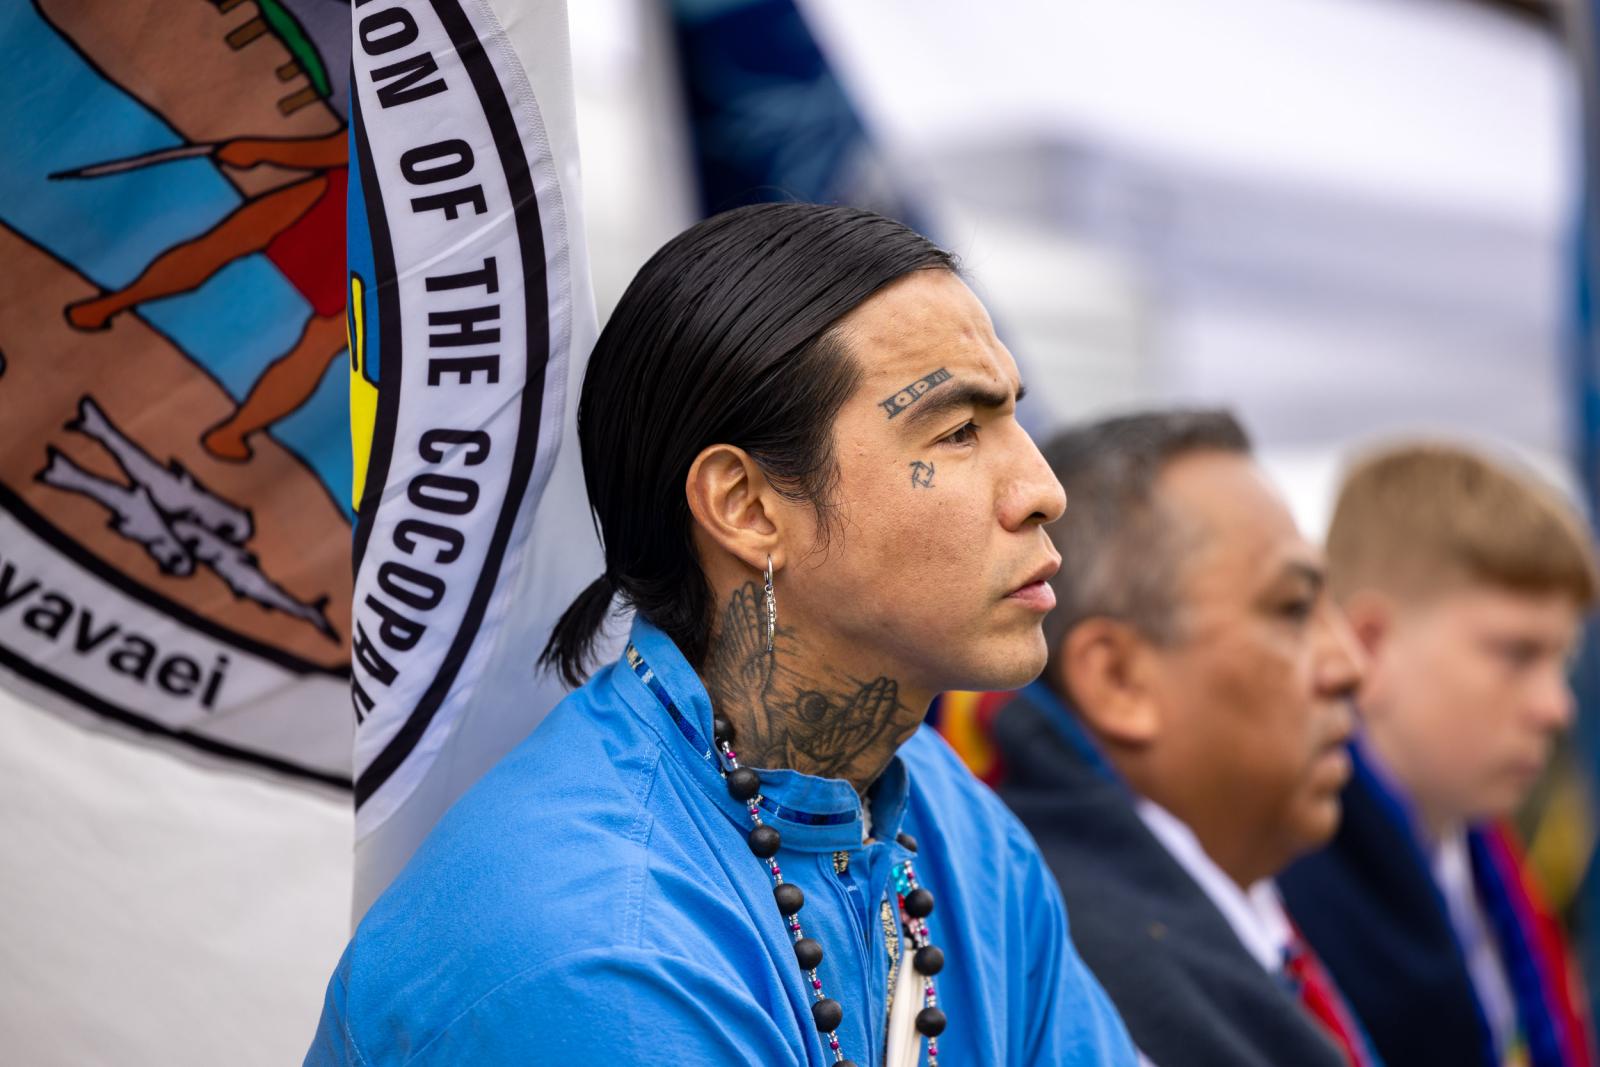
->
xmin=992 ymin=685 xmax=1349 ymax=1067
xmin=1279 ymin=748 xmax=1497 ymax=1067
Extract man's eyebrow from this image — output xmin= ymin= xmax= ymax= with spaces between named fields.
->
xmin=896 ymin=380 xmax=1024 ymax=430
xmin=1280 ymin=560 xmax=1326 ymax=593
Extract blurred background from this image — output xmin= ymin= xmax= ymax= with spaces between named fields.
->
xmin=4 ymin=0 xmax=1598 ymax=1061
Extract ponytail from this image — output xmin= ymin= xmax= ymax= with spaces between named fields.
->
xmin=538 ymin=573 xmax=617 ymax=687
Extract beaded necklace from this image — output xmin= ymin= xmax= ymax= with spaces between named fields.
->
xmin=713 ymin=712 xmax=948 ymax=1066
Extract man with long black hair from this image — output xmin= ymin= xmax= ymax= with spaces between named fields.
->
xmin=307 ymin=203 xmax=1136 ymax=1065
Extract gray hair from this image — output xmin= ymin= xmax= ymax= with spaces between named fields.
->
xmin=1040 ymin=409 xmax=1252 ymax=682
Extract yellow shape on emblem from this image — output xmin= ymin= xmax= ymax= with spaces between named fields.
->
xmin=348 ymin=272 xmax=378 ymax=512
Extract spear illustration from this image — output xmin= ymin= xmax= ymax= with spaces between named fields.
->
xmin=48 ymin=143 xmax=217 ymax=181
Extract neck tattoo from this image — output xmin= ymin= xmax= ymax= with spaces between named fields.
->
xmin=702 ymin=582 xmax=923 ymax=791
xmin=629 ymin=638 xmax=950 ymax=1060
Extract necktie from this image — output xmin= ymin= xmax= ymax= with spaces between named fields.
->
xmin=1283 ymin=926 xmax=1378 ymax=1067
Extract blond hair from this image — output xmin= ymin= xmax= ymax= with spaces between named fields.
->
xmin=1326 ymin=442 xmax=1598 ymax=608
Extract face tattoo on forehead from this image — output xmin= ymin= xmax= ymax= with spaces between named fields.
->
xmin=879 ymin=367 xmax=952 ymax=419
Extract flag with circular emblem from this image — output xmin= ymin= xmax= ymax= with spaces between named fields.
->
xmin=0 ymin=0 xmax=602 ymax=914
xmin=0 ymin=0 xmax=358 ymax=789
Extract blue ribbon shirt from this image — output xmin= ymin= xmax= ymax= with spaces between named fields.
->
xmin=308 ymin=618 xmax=1135 ymax=1065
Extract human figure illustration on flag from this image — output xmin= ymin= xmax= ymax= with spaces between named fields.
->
xmin=60 ymin=126 xmax=349 ymax=464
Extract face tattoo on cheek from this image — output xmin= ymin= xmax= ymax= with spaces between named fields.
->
xmin=909 ymin=461 xmax=935 ymax=488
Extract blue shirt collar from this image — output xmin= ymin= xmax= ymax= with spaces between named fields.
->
xmin=614 ymin=615 xmax=909 ymax=852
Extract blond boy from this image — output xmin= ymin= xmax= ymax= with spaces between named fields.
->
xmin=1281 ymin=442 xmax=1598 ymax=1067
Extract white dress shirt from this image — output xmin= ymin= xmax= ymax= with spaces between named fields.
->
xmin=1128 ymin=798 xmax=1303 ymax=1067
xmin=1134 ymin=797 xmax=1295 ymax=973
xmin=1434 ymin=828 xmax=1519 ymax=1059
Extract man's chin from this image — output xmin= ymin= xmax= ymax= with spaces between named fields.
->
xmin=1470 ymin=778 xmax=1540 ymax=825
xmin=1289 ymin=794 xmax=1344 ymax=857
xmin=945 ymin=630 xmax=1048 ymax=694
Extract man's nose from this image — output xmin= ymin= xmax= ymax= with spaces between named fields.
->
xmin=1007 ymin=428 xmax=1066 ymax=530
xmin=1314 ymin=602 xmax=1367 ymax=699
xmin=1527 ymin=667 xmax=1576 ymax=733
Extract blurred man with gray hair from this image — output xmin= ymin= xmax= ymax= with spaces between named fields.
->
xmin=988 ymin=410 xmax=1376 ymax=1067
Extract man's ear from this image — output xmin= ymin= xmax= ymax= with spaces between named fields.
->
xmin=1339 ymin=588 xmax=1393 ymax=660
xmin=1060 ymin=618 xmax=1161 ymax=747
xmin=685 ymin=444 xmax=786 ymax=572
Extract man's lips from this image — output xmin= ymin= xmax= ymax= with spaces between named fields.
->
xmin=1006 ymin=557 xmax=1061 ymax=612
xmin=1314 ymin=743 xmax=1352 ymax=782
xmin=1311 ymin=704 xmax=1357 ymax=781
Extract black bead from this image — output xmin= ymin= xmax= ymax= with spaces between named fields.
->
xmin=904 ymin=886 xmax=935 ymax=918
xmin=812 ymin=997 xmax=843 ymax=1033
xmin=794 ymin=936 xmax=824 ymax=970
xmin=913 ymin=944 xmax=945 ymax=976
xmin=896 ymin=831 xmax=918 ymax=853
xmin=712 ymin=715 xmax=735 ymax=744
xmin=726 ymin=767 xmax=760 ymax=801
xmin=915 ymin=1006 xmax=947 ymax=1037
xmin=774 ymin=882 xmax=805 ymax=916
xmin=837 ymin=1062 xmax=860 ymax=1067
xmin=748 ymin=824 xmax=781 ymax=858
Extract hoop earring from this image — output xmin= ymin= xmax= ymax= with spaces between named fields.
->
xmin=763 ymin=555 xmax=777 ymax=654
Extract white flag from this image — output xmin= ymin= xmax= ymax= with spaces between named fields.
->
xmin=346 ymin=0 xmax=602 ymax=913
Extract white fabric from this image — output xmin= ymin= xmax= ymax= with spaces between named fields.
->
xmin=885 ymin=939 xmax=922 ymax=1067
xmin=0 ymin=682 xmax=350 ymax=1066
xmin=804 ymin=0 xmax=1574 ymax=462
xmin=1434 ymin=829 xmax=1519 ymax=1058
xmin=1134 ymin=797 xmax=1294 ymax=973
